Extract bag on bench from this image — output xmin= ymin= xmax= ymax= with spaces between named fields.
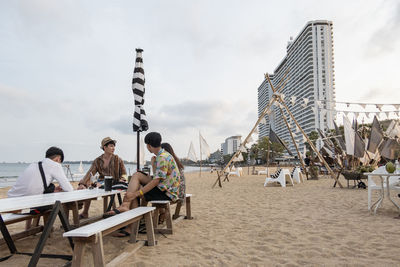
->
xmin=30 ymin=162 xmax=55 ymax=214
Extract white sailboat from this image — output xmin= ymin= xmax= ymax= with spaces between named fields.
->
xmin=72 ymin=161 xmax=85 ymax=180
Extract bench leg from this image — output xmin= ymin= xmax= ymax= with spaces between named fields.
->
xmin=91 ymin=233 xmax=105 ymax=267
xmin=128 ymin=221 xmax=140 ymax=244
xmin=103 ymin=196 xmax=108 ymax=213
xmin=185 ymin=196 xmax=193 ymax=220
xmin=71 ymin=240 xmax=85 ymax=267
xmin=144 ymin=213 xmax=156 ymax=246
xmin=71 ymin=201 xmax=80 ymax=227
xmin=152 ymin=208 xmax=159 ymax=230
xmin=173 ymin=201 xmax=182 ymax=220
xmin=164 ymin=203 xmax=173 ymax=233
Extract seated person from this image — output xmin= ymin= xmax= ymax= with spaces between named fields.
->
xmin=8 ymin=147 xmax=73 ymax=229
xmin=161 ymin=142 xmax=185 ymax=201
xmin=104 ymin=132 xmax=180 ymax=217
xmin=77 ymin=137 xmax=127 ymax=219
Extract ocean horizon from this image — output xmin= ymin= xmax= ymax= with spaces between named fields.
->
xmin=0 ymin=162 xmax=209 ymax=188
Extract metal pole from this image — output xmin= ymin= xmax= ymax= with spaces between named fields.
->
xmin=137 ymin=132 xmax=140 ymax=171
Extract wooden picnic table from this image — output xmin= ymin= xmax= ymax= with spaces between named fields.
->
xmin=0 ymin=189 xmax=121 ymax=267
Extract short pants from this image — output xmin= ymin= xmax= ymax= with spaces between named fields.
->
xmin=144 ymin=186 xmax=171 ymax=201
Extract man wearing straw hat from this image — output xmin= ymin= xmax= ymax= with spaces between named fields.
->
xmin=77 ymin=137 xmax=127 ymax=219
xmin=104 ymin=132 xmax=180 ymax=217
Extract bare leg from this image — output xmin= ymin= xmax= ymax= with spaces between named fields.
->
xmin=108 ymin=172 xmax=151 ymax=213
xmin=79 ymin=200 xmax=91 ymax=218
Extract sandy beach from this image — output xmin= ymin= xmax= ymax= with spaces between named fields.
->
xmin=1 ymin=168 xmax=400 ymax=266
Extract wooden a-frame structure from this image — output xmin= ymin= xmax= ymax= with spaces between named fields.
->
xmin=213 ymin=72 xmax=344 ymax=188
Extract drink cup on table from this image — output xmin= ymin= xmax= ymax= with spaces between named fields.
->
xmin=104 ymin=176 xmax=113 ymax=191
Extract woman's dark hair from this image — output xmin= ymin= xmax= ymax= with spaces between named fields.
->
xmin=144 ymin=132 xmax=162 ymax=147
xmin=161 ymin=143 xmax=184 ymax=171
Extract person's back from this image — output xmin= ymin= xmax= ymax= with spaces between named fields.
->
xmin=155 ymin=148 xmax=180 ymax=201
xmin=8 ymin=147 xmax=73 ymax=198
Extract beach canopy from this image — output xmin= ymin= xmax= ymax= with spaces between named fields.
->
xmin=367 ymin=116 xmax=383 ymax=153
xmin=269 ymin=127 xmax=293 ymax=156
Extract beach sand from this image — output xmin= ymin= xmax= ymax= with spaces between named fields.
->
xmin=1 ymin=168 xmax=400 ymax=266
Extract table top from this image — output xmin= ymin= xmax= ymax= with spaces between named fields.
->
xmin=365 ymin=172 xmax=400 ymax=177
xmin=0 ymin=189 xmax=121 ymax=213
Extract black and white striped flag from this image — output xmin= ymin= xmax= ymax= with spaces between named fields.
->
xmin=132 ymin=48 xmax=148 ymax=132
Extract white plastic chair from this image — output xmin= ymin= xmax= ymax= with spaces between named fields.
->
xmin=228 ymin=167 xmax=241 ymax=177
xmin=264 ymin=169 xmax=294 ymax=187
xmin=257 ymin=168 xmax=269 ymax=176
xmin=368 ymin=166 xmax=400 ymax=211
xmin=292 ymin=167 xmax=304 ymax=184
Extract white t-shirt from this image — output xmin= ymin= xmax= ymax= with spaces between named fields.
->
xmin=8 ymin=158 xmax=74 ymax=198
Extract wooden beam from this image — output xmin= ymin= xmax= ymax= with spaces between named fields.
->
xmin=212 ymin=70 xmax=290 ymax=188
xmin=264 ymin=74 xmax=343 ymax=188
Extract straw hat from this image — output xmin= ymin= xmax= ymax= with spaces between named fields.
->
xmin=101 ymin=137 xmax=117 ymax=149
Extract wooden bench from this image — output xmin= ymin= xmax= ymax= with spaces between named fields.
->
xmin=149 ymin=194 xmax=193 ymax=235
xmin=63 ymin=206 xmax=156 ymax=267
xmin=0 ymin=212 xmax=50 ymax=246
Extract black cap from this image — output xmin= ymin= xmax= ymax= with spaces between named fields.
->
xmin=45 ymin=147 xmax=64 ymax=163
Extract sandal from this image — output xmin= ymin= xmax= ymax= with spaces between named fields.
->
xmin=103 ymin=208 xmax=121 ymax=219
xmin=113 ymin=229 xmax=131 ymax=237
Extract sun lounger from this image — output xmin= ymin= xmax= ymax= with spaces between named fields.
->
xmin=264 ymin=169 xmax=294 ymax=187
xmin=63 ymin=206 xmax=155 ymax=267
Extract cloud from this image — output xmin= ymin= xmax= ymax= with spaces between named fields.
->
xmin=366 ymin=1 xmax=400 ymax=56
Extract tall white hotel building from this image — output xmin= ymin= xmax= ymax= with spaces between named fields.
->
xmin=258 ymin=20 xmax=336 ymax=155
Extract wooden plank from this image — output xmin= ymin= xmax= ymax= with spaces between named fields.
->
xmin=64 ymin=207 xmax=155 ymax=238
xmin=2 ymin=213 xmax=36 ymax=224
xmin=71 ymin=240 xmax=85 ymax=267
xmin=91 ymin=233 xmax=105 ymax=267
xmin=102 ymin=217 xmax=141 ymax=237
xmin=0 ymin=189 xmax=121 ymax=213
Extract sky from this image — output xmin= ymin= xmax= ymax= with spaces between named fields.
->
xmin=0 ymin=0 xmax=399 ymax=162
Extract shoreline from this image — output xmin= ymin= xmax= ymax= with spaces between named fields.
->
xmin=1 ymin=169 xmax=400 ymax=265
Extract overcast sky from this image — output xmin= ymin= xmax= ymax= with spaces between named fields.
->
xmin=0 ymin=0 xmax=399 ymax=162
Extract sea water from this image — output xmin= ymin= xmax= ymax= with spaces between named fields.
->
xmin=0 ymin=163 xmax=207 ymax=188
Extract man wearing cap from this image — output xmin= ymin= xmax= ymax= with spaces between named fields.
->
xmin=77 ymin=137 xmax=127 ymax=219
xmin=8 ymin=146 xmax=73 ymax=198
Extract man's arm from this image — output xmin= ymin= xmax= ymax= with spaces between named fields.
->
xmin=54 ymin=165 xmax=74 ymax=192
xmin=79 ymin=162 xmax=97 ymax=187
xmin=118 ymin=157 xmax=128 ymax=181
xmin=141 ymin=178 xmax=161 ymax=194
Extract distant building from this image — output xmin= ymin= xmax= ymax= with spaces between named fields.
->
xmin=258 ymin=20 xmax=336 ymax=154
xmin=209 ymin=150 xmax=222 ymax=163
xmin=221 ymin=135 xmax=242 ymax=155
